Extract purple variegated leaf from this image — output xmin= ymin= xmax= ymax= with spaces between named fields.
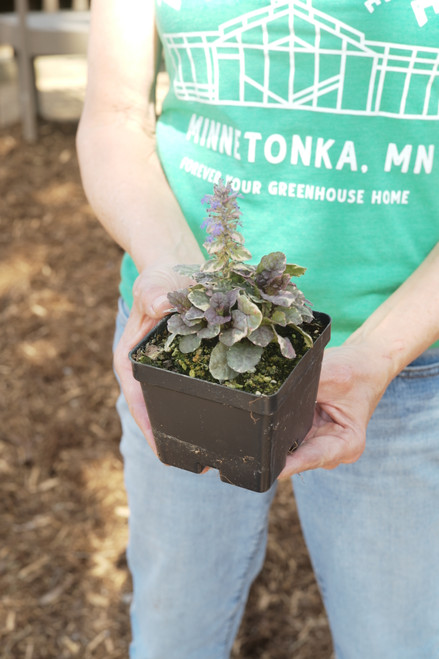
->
xmin=209 ymin=343 xmax=239 ymax=381
xmin=247 ymin=325 xmax=274 ymax=347
xmin=274 ymin=331 xmax=296 ymax=359
xmin=237 ymin=294 xmax=262 ymax=331
xmin=204 ymin=291 xmax=238 ymax=325
xmin=260 ymin=290 xmax=296 ymax=306
xmin=255 ymin=252 xmax=286 ymax=282
xmin=184 ymin=306 xmax=206 ymax=322
xmin=167 ymin=313 xmax=202 ymax=336
xmin=226 ymin=341 xmax=263 ymax=373
xmin=179 ymin=334 xmax=202 ymax=354
xmin=231 ymin=262 xmax=255 ymax=277
xmin=219 ymin=310 xmax=248 ymax=346
xmin=197 ymin=324 xmax=220 ymax=339
xmin=167 ymin=289 xmax=191 ymax=313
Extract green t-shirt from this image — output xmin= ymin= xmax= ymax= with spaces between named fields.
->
xmin=120 ymin=0 xmax=439 ymax=346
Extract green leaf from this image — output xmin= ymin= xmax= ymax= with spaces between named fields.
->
xmin=164 ymin=332 xmax=177 ymax=351
xmin=203 ymin=240 xmax=223 ymax=254
xmin=300 ymin=306 xmax=314 ymax=323
xmin=209 ymin=343 xmax=239 ymax=381
xmin=188 ymin=289 xmax=210 ymax=311
xmin=282 ymin=306 xmax=303 ymax=325
xmin=271 ymin=310 xmax=287 ymax=326
xmin=173 ymin=264 xmax=201 ymax=277
xmin=285 ymin=263 xmax=307 ymax=277
xmin=230 ymin=246 xmax=252 ymax=262
xmin=179 ymin=334 xmax=202 ymax=354
xmin=231 ymin=263 xmax=255 ymax=276
xmin=226 ymin=341 xmax=263 ymax=374
xmin=201 ymin=258 xmax=224 ymax=273
xmin=237 ymin=294 xmax=262 ymax=331
xmin=292 ymin=324 xmax=314 ymax=348
xmin=231 ymin=231 xmax=245 ymax=244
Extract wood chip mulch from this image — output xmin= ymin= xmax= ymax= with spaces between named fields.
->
xmin=1 ymin=121 xmax=332 ymax=659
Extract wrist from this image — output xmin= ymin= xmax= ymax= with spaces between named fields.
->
xmin=131 ymin=242 xmax=203 ymax=275
xmin=344 ymin=326 xmax=407 ymax=388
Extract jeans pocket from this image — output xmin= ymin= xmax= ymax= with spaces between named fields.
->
xmin=398 ymin=348 xmax=439 ymax=380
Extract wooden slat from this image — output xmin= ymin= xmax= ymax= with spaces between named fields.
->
xmin=42 ymin=0 xmax=60 ymax=12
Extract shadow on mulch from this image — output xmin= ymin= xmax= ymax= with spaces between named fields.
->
xmin=0 ymin=121 xmax=332 ymax=659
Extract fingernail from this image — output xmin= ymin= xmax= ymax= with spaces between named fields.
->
xmin=151 ymin=295 xmax=171 ymax=316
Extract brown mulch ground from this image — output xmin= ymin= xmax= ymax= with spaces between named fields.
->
xmin=1 ymin=120 xmax=333 ymax=659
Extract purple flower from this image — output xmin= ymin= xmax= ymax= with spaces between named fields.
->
xmin=201 ymin=217 xmax=224 ymax=235
xmin=211 ymin=223 xmax=223 ymax=236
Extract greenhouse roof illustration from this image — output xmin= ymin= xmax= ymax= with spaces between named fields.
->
xmin=163 ymin=0 xmax=439 ymax=119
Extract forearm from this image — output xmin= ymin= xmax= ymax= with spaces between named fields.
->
xmin=77 ymin=117 xmax=203 ymax=272
xmin=346 ymin=241 xmax=439 ymax=385
xmin=281 ymin=241 xmax=439 ymax=476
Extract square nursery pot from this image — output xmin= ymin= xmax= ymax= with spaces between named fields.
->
xmin=129 ymin=311 xmax=331 ymax=493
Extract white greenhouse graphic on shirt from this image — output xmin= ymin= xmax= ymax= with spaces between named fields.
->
xmin=162 ymin=0 xmax=439 ymax=119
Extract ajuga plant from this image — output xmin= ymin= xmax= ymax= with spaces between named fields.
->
xmin=165 ymin=179 xmax=314 ymax=382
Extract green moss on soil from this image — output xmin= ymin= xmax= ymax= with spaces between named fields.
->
xmin=133 ymin=319 xmax=324 ymax=396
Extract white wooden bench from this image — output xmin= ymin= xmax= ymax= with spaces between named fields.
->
xmin=0 ymin=0 xmax=90 ymax=140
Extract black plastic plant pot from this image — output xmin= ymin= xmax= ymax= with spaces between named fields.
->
xmin=129 ymin=312 xmax=331 ymax=493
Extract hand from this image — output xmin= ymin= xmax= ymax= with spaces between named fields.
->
xmin=113 ymin=263 xmax=189 ymax=453
xmin=279 ymin=342 xmax=392 ymax=478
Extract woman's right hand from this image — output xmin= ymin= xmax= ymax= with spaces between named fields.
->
xmin=113 ymin=264 xmax=190 ymax=453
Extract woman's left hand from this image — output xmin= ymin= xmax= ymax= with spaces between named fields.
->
xmin=279 ymin=343 xmax=392 ymax=478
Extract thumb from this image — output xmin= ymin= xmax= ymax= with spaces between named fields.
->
xmin=147 ymin=292 xmax=173 ymax=319
xmin=132 ymin=265 xmax=184 ymax=319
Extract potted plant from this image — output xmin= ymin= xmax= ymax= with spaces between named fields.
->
xmin=130 ymin=180 xmax=331 ymax=492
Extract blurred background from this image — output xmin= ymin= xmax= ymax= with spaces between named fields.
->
xmin=0 ymin=2 xmax=332 ymax=657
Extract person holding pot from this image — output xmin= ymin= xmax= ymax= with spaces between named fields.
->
xmin=77 ymin=1 xmax=439 ymax=657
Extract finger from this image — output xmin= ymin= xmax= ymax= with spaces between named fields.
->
xmin=147 ymin=293 xmax=173 ymax=319
xmin=278 ymin=425 xmax=364 ymax=478
xmin=114 ymin=314 xmax=158 ymax=453
xmin=131 ymin=269 xmax=181 ymax=320
xmin=279 ymin=430 xmax=338 ymax=477
xmin=117 ymin=366 xmax=158 ymax=454
xmin=127 ymin=383 xmax=157 ymax=453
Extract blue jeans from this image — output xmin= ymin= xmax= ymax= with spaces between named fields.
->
xmin=114 ymin=298 xmax=439 ymax=659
